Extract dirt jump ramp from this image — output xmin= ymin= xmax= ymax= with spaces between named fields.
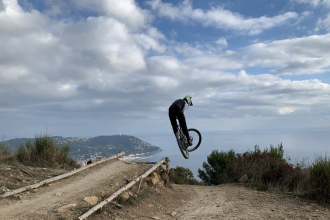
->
xmin=0 ymin=153 xmax=169 ymax=220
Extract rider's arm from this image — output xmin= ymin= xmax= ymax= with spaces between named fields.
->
xmin=182 ymin=101 xmax=189 ymax=115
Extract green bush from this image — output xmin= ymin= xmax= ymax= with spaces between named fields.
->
xmin=15 ymin=133 xmax=79 ymax=169
xmin=253 ymin=143 xmax=285 ymax=162
xmin=309 ymin=155 xmax=330 ymax=201
xmin=169 ymin=166 xmax=204 ymax=185
xmin=198 ymin=149 xmax=236 ymax=185
xmin=233 ymin=149 xmax=309 ymax=192
xmin=0 ymin=141 xmax=11 ymax=156
xmin=198 ymin=145 xmax=310 ymax=193
xmin=16 ymin=143 xmax=30 ymax=162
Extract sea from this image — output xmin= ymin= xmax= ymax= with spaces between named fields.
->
xmin=132 ymin=129 xmax=330 ymax=180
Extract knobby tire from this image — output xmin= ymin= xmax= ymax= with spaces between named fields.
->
xmin=175 ymin=132 xmax=189 ymax=159
xmin=187 ymin=128 xmax=202 ymax=152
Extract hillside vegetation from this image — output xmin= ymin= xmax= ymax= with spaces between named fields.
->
xmin=0 ymin=134 xmax=79 ymax=194
xmin=5 ymin=134 xmax=161 ymax=162
xmin=1 ymin=134 xmax=79 ymax=169
xmin=196 ymin=143 xmax=330 ymax=202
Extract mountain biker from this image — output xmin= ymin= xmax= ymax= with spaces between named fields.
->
xmin=168 ymin=95 xmax=193 ymax=147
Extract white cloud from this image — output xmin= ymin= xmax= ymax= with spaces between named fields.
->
xmin=147 ymin=0 xmax=298 ymax=35
xmin=316 ymin=13 xmax=330 ymax=31
xmin=239 ymin=33 xmax=330 ymax=75
xmin=278 ymin=107 xmax=295 ymax=115
xmin=169 ymin=29 xmax=177 ymax=38
xmin=215 ymin=37 xmax=228 ymax=47
xmin=0 ymin=0 xmax=170 ymax=105
xmin=1 ymin=0 xmax=330 ymax=137
xmin=72 ymin=0 xmax=150 ymax=30
xmin=134 ymin=27 xmax=167 ymax=53
xmin=0 ymin=0 xmax=4 ymax=11
xmin=92 ymin=99 xmax=104 ymax=105
xmin=44 ymin=5 xmax=62 ymax=16
xmin=291 ymin=0 xmax=330 ymax=7
xmin=195 ymin=70 xmax=330 ymax=118
xmin=0 ymin=66 xmax=28 ymax=83
xmin=185 ymin=55 xmax=243 ymax=70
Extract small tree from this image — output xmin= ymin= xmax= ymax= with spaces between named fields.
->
xmin=198 ymin=149 xmax=236 ymax=185
xmin=169 ymin=166 xmax=203 ymax=185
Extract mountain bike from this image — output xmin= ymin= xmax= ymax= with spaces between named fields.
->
xmin=175 ymin=123 xmax=202 ymax=159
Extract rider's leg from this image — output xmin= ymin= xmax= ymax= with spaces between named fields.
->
xmin=168 ymin=107 xmax=179 ymax=134
xmin=176 ymin=111 xmax=189 ymax=140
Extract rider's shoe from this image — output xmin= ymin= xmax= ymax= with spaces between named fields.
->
xmin=182 ymin=138 xmax=189 ymax=150
xmin=184 ymin=138 xmax=192 ymax=149
xmin=188 ymin=138 xmax=193 ymax=146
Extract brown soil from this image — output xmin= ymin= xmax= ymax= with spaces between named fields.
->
xmin=93 ymin=184 xmax=330 ymax=220
xmin=1 ymin=159 xmax=330 ymax=220
xmin=0 ymin=159 xmax=68 ymax=193
xmin=0 ymin=159 xmax=151 ymax=220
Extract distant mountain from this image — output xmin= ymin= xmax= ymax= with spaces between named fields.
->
xmin=5 ymin=135 xmax=161 ymax=162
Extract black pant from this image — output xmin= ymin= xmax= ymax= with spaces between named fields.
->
xmin=168 ymin=106 xmax=189 ymax=140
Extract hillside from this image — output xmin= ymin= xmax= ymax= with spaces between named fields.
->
xmin=5 ymin=134 xmax=161 ymax=162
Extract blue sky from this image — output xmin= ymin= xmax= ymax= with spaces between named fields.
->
xmin=0 ymin=0 xmax=329 ymax=139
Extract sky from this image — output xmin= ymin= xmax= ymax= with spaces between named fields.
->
xmin=0 ymin=0 xmax=330 ymax=139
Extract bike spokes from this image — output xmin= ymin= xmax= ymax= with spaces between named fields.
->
xmin=187 ymin=128 xmax=202 ymax=152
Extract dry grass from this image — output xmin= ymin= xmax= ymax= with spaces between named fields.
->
xmin=15 ymin=133 xmax=79 ymax=169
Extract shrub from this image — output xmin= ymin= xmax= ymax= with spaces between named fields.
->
xmin=268 ymin=143 xmax=285 ymax=162
xmin=169 ymin=166 xmax=204 ymax=185
xmin=253 ymin=143 xmax=285 ymax=162
xmin=309 ymin=155 xmax=330 ymax=201
xmin=16 ymin=143 xmax=30 ymax=162
xmin=15 ymin=133 xmax=79 ymax=169
xmin=198 ymin=145 xmax=310 ymax=194
xmin=0 ymin=141 xmax=11 ymax=156
xmin=0 ymin=140 xmax=12 ymax=165
xmin=233 ymin=144 xmax=309 ymax=192
xmin=198 ymin=149 xmax=236 ymax=185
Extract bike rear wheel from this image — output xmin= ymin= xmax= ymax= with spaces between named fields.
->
xmin=175 ymin=132 xmax=189 ymax=159
xmin=187 ymin=128 xmax=202 ymax=152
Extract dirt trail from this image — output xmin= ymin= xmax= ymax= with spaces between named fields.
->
xmin=1 ymin=159 xmax=330 ymax=220
xmin=94 ymin=184 xmax=330 ymax=220
xmin=0 ymin=159 xmax=151 ymax=220
xmin=176 ymin=184 xmax=330 ymax=220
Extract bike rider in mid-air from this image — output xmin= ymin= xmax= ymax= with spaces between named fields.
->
xmin=168 ymin=95 xmax=193 ymax=147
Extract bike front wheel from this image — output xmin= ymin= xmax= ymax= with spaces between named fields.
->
xmin=175 ymin=132 xmax=189 ymax=159
xmin=187 ymin=128 xmax=202 ymax=152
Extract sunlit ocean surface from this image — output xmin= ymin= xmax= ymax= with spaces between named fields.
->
xmin=133 ymin=129 xmax=330 ymax=180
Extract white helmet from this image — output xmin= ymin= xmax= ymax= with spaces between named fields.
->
xmin=184 ymin=95 xmax=193 ymax=106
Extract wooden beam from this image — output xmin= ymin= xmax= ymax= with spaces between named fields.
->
xmin=77 ymin=157 xmax=170 ymax=220
xmin=1 ymin=152 xmax=125 ymax=199
xmin=134 ymin=161 xmax=168 ymax=165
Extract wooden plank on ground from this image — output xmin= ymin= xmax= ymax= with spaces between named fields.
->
xmin=77 ymin=157 xmax=170 ymax=220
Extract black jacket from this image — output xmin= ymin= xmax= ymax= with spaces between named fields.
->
xmin=169 ymin=99 xmax=189 ymax=114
